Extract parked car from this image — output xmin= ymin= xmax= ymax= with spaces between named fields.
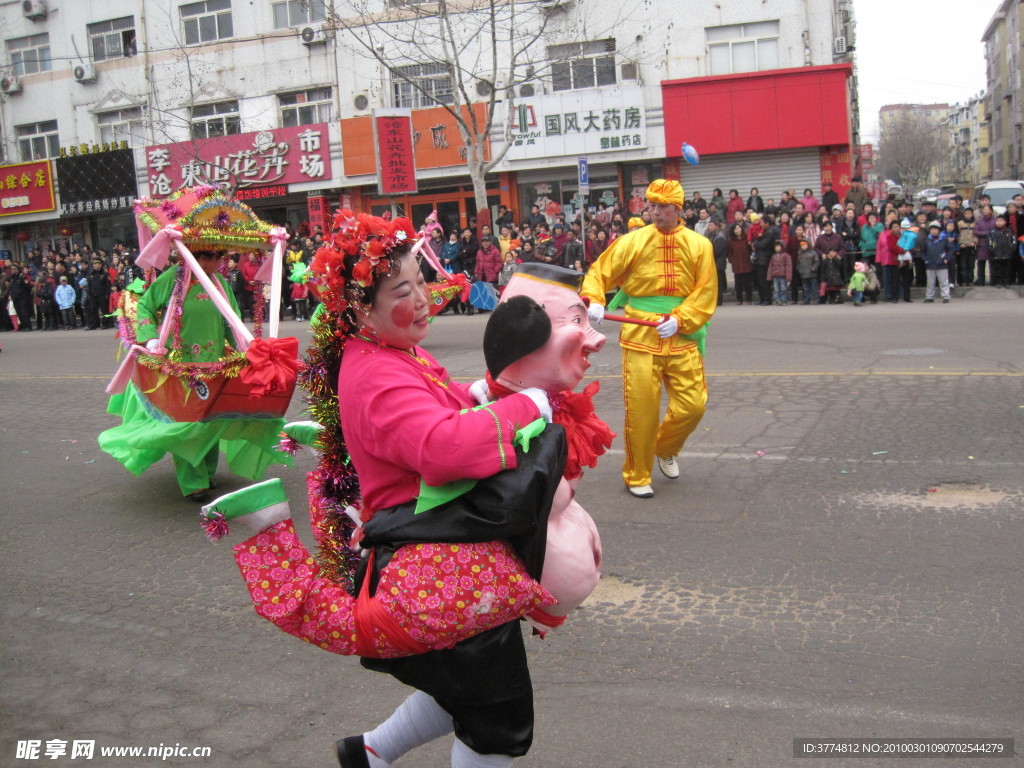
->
xmin=969 ymin=180 xmax=1024 ymax=215
xmin=914 ymin=188 xmax=942 ymax=203
xmin=935 ymin=193 xmax=959 ymax=210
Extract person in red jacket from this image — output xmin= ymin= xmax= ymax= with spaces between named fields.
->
xmin=239 ymin=252 xmax=261 ymax=320
xmin=474 ymin=236 xmax=503 ymax=287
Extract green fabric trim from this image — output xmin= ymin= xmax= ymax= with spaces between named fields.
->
xmin=611 ymin=292 xmax=708 ymax=355
xmin=98 ymin=383 xmax=292 ymax=482
xmin=284 ymin=420 xmax=322 ymax=447
xmin=627 ymin=294 xmax=684 ymax=313
xmin=413 ymin=410 xmax=546 ymax=515
xmin=513 ymin=418 xmax=546 ymax=453
xmin=203 ymin=478 xmax=287 ymax=520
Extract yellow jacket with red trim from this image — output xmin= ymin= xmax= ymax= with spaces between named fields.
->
xmin=581 ymin=223 xmax=717 ymax=355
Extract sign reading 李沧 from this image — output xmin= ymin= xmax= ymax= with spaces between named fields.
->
xmin=145 ymin=124 xmax=331 ymax=198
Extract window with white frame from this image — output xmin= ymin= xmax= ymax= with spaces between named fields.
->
xmin=17 ymin=121 xmax=59 ymax=161
xmin=7 ymin=33 xmax=52 ymax=76
xmin=190 ymin=101 xmax=240 ymax=139
xmin=548 ymin=39 xmax=616 ymax=92
xmin=88 ymin=17 xmax=137 ymax=61
xmin=391 ymin=63 xmax=453 ymax=108
xmin=98 ymin=108 xmax=146 ymax=147
xmin=279 ymin=88 xmax=333 ymax=127
xmin=181 ymin=0 xmax=233 ymax=45
xmin=271 ymin=0 xmax=327 ymax=29
xmin=706 ymin=21 xmax=779 ymax=75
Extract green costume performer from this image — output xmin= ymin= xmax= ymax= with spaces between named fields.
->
xmin=99 ymin=261 xmax=290 ymax=501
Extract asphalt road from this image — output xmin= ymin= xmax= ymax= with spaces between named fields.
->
xmin=1 ymin=287 xmax=1022 ymax=768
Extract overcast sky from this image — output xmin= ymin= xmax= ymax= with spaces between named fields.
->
xmin=854 ymin=0 xmax=996 ymax=144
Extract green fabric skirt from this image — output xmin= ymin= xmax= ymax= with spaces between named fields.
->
xmin=99 ymin=382 xmax=292 ymax=481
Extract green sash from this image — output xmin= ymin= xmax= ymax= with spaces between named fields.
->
xmin=607 ymin=290 xmax=707 ymax=355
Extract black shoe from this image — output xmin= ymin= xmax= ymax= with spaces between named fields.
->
xmin=336 ymin=735 xmax=371 ymax=768
xmin=185 ymin=489 xmax=210 ymax=503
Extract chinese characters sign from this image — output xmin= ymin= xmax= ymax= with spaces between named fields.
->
xmin=145 ymin=124 xmax=331 ymax=198
xmin=56 ymin=148 xmax=138 ymax=216
xmin=0 ymin=160 xmax=56 ymax=217
xmin=374 ymin=111 xmax=417 ymax=195
xmin=506 ymin=86 xmax=646 ymax=160
xmin=819 ymin=145 xmax=853 ymax=198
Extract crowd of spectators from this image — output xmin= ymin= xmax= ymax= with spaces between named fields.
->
xmin=4 ymin=183 xmax=1022 ymax=332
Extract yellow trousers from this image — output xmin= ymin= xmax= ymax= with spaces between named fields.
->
xmin=621 ymin=345 xmax=707 ymax=487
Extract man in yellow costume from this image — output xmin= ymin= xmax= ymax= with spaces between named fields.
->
xmin=582 ymin=179 xmax=717 ymax=498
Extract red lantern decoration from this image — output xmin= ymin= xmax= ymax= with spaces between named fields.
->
xmin=59 ymin=226 xmax=75 ymax=237
xmin=15 ymin=232 xmax=31 ymax=242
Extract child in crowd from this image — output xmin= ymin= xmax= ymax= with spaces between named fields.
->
xmin=847 ymin=262 xmax=868 ymax=306
xmin=923 ymin=221 xmax=955 ymax=302
xmin=795 ymin=239 xmax=820 ymax=305
xmin=55 ymin=275 xmax=77 ymax=329
xmin=498 ymin=247 xmax=519 ymax=294
xmin=766 ymin=240 xmax=792 ymax=305
xmin=819 ymin=246 xmax=845 ymax=304
xmin=290 ymin=278 xmax=309 ymax=321
xmin=863 ymin=262 xmax=881 ymax=304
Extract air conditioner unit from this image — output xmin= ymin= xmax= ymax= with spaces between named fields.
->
xmin=73 ymin=61 xmax=97 ymax=84
xmin=300 ymin=25 xmax=327 ymax=46
xmin=620 ymin=61 xmax=639 ymax=81
xmin=537 ymin=0 xmax=566 ymax=9
xmin=353 ymin=93 xmax=370 ymax=112
xmin=22 ymin=0 xmax=47 ymax=20
xmin=518 ymin=81 xmax=548 ymax=98
xmin=1 ymin=75 xmax=23 ymax=94
xmin=833 ymin=36 xmax=847 ymax=55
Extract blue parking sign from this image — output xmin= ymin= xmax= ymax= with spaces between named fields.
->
xmin=577 ymin=157 xmax=589 ymax=186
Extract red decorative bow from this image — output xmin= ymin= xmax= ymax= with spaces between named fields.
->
xmin=240 ymin=337 xmax=301 ymax=398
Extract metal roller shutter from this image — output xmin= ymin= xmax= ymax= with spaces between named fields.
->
xmin=676 ymin=147 xmax=822 ymax=205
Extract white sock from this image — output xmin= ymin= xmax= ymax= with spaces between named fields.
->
xmin=364 ymin=691 xmax=454 ymax=764
xmin=450 ymin=739 xmax=514 ymax=768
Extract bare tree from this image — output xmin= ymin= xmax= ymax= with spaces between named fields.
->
xmin=878 ymin=110 xmax=945 ymax=194
xmin=330 ymin=0 xmax=644 ymax=221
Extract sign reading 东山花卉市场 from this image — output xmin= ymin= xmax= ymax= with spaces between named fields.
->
xmin=145 ymin=124 xmax=332 ymax=198
xmin=506 ymin=86 xmax=646 ymax=160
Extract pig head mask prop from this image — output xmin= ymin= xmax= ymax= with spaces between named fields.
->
xmin=483 ymin=263 xmax=611 ymax=621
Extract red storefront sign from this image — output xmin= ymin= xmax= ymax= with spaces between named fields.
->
xmin=0 ymin=160 xmax=56 ymax=216
xmin=307 ymin=195 xmax=332 ymax=236
xmin=661 ymin=64 xmax=853 ymax=157
xmin=375 ymin=112 xmax=417 ymax=195
xmin=235 ymin=184 xmax=288 ymax=201
xmin=820 ymin=145 xmax=853 ymax=197
xmin=145 ymin=124 xmax=331 ymax=198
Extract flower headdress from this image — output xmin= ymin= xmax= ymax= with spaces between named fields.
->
xmin=309 ymin=209 xmax=419 ymax=333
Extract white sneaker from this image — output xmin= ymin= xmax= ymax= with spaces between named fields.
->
xmin=657 ymin=456 xmax=680 ymax=479
xmin=627 ymin=484 xmax=654 ymax=498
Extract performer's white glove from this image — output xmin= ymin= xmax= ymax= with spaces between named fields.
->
xmin=519 ymin=387 xmax=552 ymax=423
xmin=468 ymin=378 xmax=492 ymax=405
xmin=656 ymin=315 xmax=679 ymax=339
xmin=587 ymin=302 xmax=605 ymax=326
xmin=145 ymin=338 xmax=167 ymax=355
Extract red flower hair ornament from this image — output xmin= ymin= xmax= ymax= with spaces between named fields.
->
xmin=309 ymin=210 xmax=419 ymax=333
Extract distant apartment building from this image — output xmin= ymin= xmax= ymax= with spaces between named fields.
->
xmin=946 ymin=98 xmax=990 ymax=185
xmin=981 ymin=0 xmax=1023 ymax=179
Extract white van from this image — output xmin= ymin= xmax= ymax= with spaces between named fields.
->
xmin=969 ymin=180 xmax=1024 ymax=215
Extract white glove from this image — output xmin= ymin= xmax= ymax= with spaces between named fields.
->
xmin=519 ymin=386 xmax=552 ymax=423
xmin=145 ymin=338 xmax=167 ymax=355
xmin=468 ymin=378 xmax=492 ymax=405
xmin=656 ymin=315 xmax=679 ymax=339
xmin=587 ymin=302 xmax=605 ymax=326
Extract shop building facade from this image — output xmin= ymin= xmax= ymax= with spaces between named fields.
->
xmin=0 ymin=0 xmax=858 ymax=262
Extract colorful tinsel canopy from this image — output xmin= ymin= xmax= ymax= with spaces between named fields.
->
xmin=134 ymin=185 xmax=274 ymax=253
